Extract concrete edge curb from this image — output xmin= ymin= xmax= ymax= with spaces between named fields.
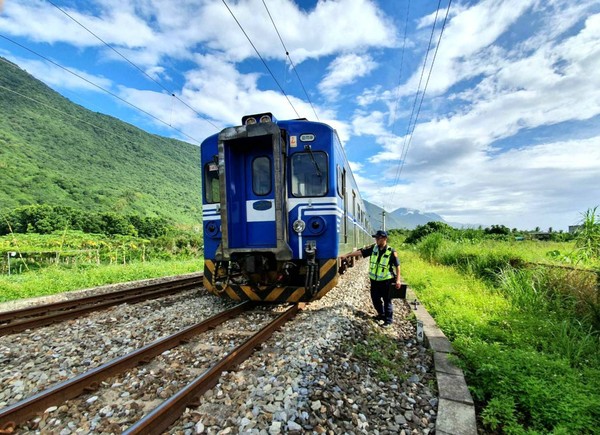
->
xmin=405 ymin=287 xmax=478 ymax=435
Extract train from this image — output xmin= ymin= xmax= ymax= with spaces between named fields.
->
xmin=201 ymin=112 xmax=372 ymax=302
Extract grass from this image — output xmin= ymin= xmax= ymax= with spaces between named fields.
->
xmin=0 ymin=259 xmax=203 ymax=302
xmin=395 ymin=244 xmax=600 ymax=434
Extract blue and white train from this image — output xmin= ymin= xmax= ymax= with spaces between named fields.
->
xmin=201 ymin=112 xmax=372 ymax=302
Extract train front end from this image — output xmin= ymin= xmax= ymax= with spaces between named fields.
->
xmin=201 ymin=113 xmax=340 ymax=302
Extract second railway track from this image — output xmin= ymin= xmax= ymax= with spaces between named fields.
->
xmin=0 ymin=275 xmax=203 ymax=336
xmin=0 ymin=302 xmax=301 ymax=434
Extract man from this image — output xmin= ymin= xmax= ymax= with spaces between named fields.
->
xmin=344 ymin=230 xmax=401 ymax=327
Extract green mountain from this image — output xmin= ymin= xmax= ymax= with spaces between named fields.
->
xmin=0 ymin=58 xmax=202 ymax=227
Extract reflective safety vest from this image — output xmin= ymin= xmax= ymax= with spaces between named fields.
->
xmin=369 ymin=246 xmax=394 ymax=281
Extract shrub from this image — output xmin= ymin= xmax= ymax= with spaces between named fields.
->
xmin=405 ymin=221 xmax=454 ymax=244
xmin=417 ymin=233 xmax=445 ymax=261
xmin=573 ymin=206 xmax=600 ymax=262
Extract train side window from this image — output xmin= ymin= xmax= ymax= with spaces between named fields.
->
xmin=291 ymin=151 xmax=328 ymax=197
xmin=336 ymin=165 xmax=344 ymax=198
xmin=204 ymin=162 xmax=220 ymax=203
xmin=252 ymin=156 xmax=272 ymax=196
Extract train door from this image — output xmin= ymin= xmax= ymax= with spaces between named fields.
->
xmin=217 ymin=121 xmax=292 ymax=262
xmin=342 ymin=168 xmax=348 ymax=243
xmin=353 ymin=192 xmax=357 ymax=247
xmin=224 ymin=137 xmax=276 ymax=248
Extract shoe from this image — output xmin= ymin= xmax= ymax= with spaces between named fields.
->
xmin=372 ymin=315 xmax=385 ymax=321
xmin=382 ymin=322 xmax=392 ymax=328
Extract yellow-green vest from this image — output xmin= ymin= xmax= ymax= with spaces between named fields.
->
xmin=369 ymin=246 xmax=394 ymax=281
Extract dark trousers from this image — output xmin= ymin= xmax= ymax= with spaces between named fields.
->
xmin=370 ymin=279 xmax=393 ymax=323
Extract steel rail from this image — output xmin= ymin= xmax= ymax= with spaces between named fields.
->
xmin=0 ymin=275 xmax=202 ymax=322
xmin=0 ymin=302 xmax=252 ymax=433
xmin=124 ymin=303 xmax=303 ymax=435
xmin=0 ymin=276 xmax=203 ymax=336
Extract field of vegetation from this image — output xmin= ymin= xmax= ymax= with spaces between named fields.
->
xmin=389 ymin=210 xmax=600 ymax=434
xmin=0 ymin=228 xmax=203 ymax=302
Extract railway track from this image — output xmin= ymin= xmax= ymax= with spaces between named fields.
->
xmin=0 ymin=302 xmax=301 ymax=434
xmin=0 ymin=275 xmax=203 ymax=336
xmin=0 ymin=263 xmax=438 ymax=433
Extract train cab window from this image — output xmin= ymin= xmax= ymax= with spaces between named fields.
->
xmin=252 ymin=156 xmax=272 ymax=196
xmin=204 ymin=162 xmax=220 ymax=203
xmin=291 ymin=151 xmax=328 ymax=197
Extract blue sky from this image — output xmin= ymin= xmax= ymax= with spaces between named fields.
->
xmin=1 ymin=0 xmax=599 ymax=231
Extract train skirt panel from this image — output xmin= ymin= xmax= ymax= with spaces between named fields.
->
xmin=203 ymin=258 xmax=339 ymax=303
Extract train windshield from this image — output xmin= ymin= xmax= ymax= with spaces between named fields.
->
xmin=291 ymin=151 xmax=328 ymax=197
xmin=204 ymin=162 xmax=220 ymax=203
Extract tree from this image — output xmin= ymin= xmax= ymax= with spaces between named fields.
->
xmin=484 ymin=225 xmax=511 ymax=235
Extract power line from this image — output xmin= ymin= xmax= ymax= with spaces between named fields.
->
xmin=391 ymin=0 xmax=450 ymax=189
xmin=389 ymin=0 xmax=412 ymax=134
xmin=46 ymin=0 xmax=220 ymax=130
xmin=221 ymin=0 xmax=300 ymax=118
xmin=0 ymin=60 xmax=189 ymax=151
xmin=261 ymin=0 xmax=319 ymax=121
xmin=400 ymin=0 xmax=453 ymax=173
xmin=0 ymin=34 xmax=203 ymax=145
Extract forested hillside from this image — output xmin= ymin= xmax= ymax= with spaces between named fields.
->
xmin=0 ymin=58 xmax=202 ymax=227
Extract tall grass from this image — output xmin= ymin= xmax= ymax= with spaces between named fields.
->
xmin=394 ymin=238 xmax=600 ymax=434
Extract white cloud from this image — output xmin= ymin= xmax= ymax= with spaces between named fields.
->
xmin=0 ymin=0 xmax=397 ymax=68
xmin=319 ymin=54 xmax=378 ymax=100
xmin=351 ymin=111 xmax=387 ymax=137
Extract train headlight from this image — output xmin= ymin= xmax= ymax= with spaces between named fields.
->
xmin=245 ymin=117 xmax=257 ymax=125
xmin=292 ymin=219 xmax=306 ymax=233
xmin=259 ymin=114 xmax=272 ymax=123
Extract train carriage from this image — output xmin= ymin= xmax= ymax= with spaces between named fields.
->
xmin=201 ymin=113 xmax=372 ymax=302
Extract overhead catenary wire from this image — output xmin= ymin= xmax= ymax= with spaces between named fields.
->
xmin=394 ymin=0 xmax=443 ymax=185
xmin=391 ymin=0 xmax=451 ymax=189
xmin=389 ymin=0 xmax=412 ymax=135
xmin=0 ymin=34 xmax=203 ymax=145
xmin=261 ymin=0 xmax=319 ymax=121
xmin=45 ymin=0 xmax=220 ymax=131
xmin=399 ymin=0 xmax=453 ymax=172
xmin=221 ymin=0 xmax=300 ymax=118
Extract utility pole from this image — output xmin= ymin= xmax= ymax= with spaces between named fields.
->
xmin=382 ymin=209 xmax=386 ymax=231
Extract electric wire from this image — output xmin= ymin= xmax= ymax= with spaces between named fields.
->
xmin=261 ymin=0 xmax=319 ymax=121
xmin=0 ymin=34 xmax=202 ymax=145
xmin=221 ymin=0 xmax=300 ymax=118
xmin=389 ymin=0 xmax=411 ymax=133
xmin=45 ymin=0 xmax=219 ymax=130
xmin=391 ymin=0 xmax=448 ymax=189
xmin=0 ymin=81 xmax=135 ymax=146
xmin=0 ymin=61 xmax=187 ymax=151
xmin=398 ymin=0 xmax=453 ymax=177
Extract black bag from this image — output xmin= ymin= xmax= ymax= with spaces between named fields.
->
xmin=389 ymin=283 xmax=408 ymax=299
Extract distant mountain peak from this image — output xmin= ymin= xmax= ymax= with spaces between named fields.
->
xmin=364 ymin=200 xmax=450 ymax=230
